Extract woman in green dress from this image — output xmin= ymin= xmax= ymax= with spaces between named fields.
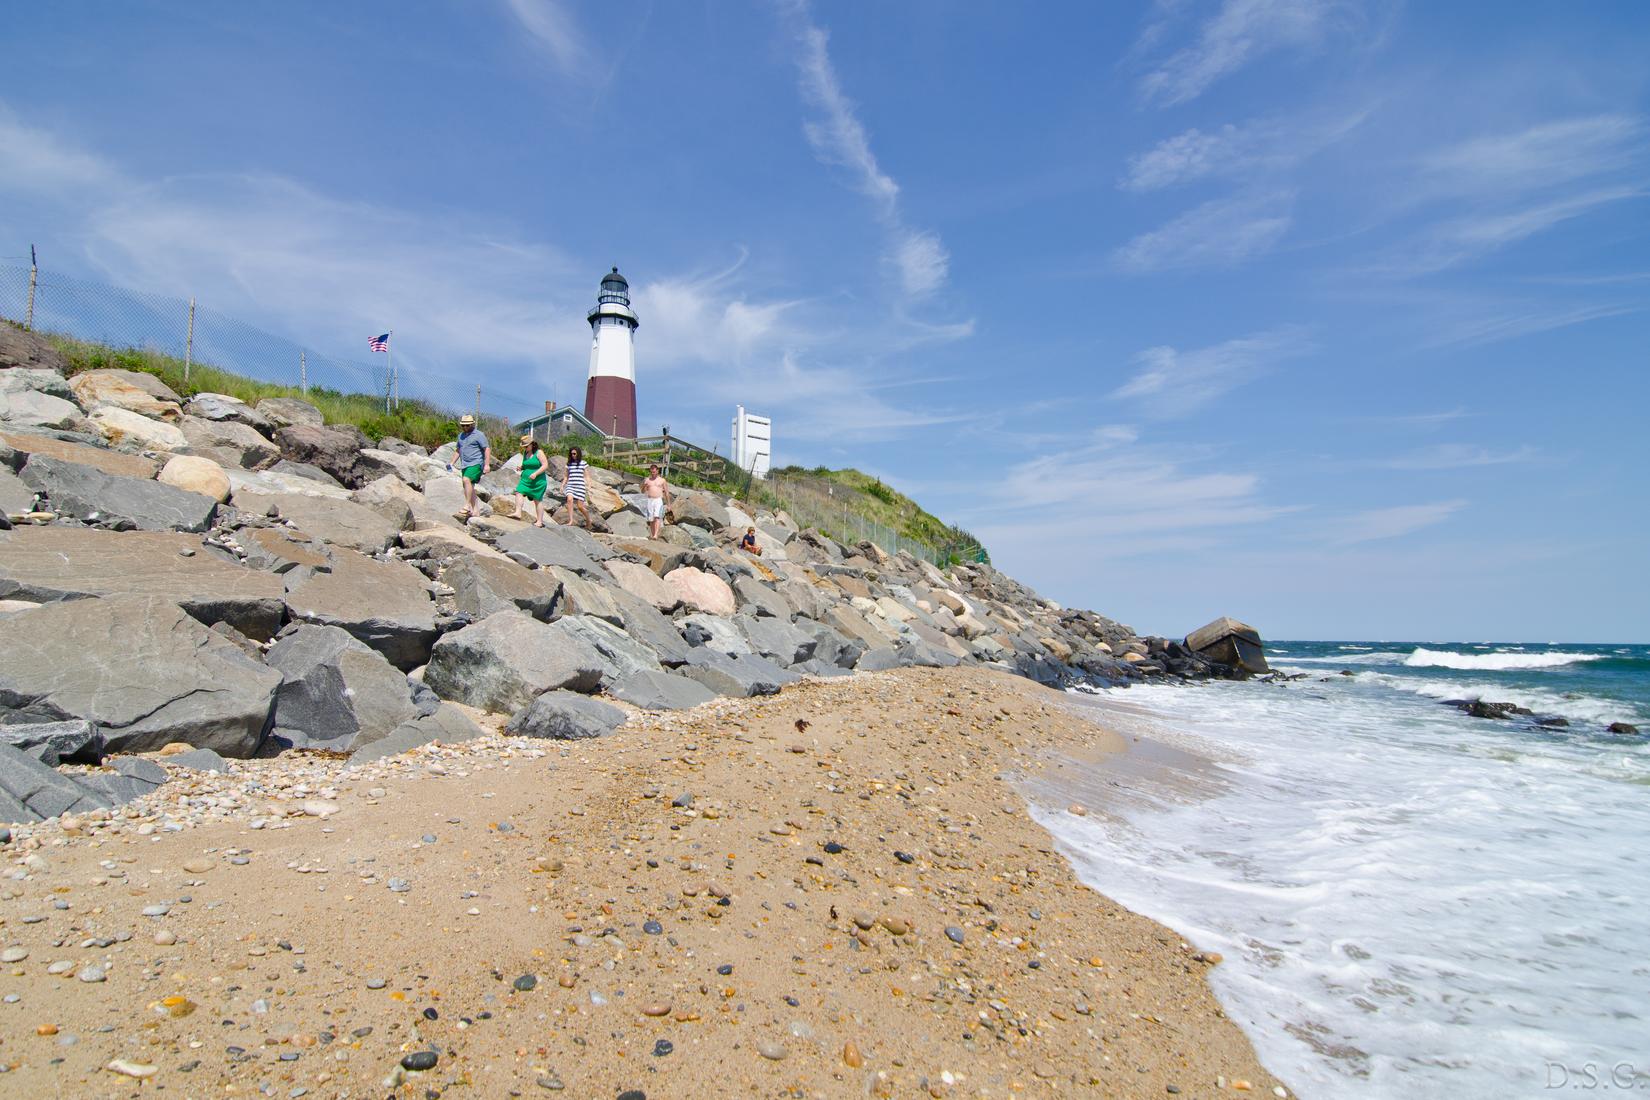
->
xmin=516 ymin=435 xmax=549 ymax=527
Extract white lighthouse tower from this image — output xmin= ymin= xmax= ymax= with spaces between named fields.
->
xmin=584 ymin=266 xmax=638 ymax=438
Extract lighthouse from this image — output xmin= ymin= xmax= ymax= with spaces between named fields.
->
xmin=584 ymin=266 xmax=638 ymax=438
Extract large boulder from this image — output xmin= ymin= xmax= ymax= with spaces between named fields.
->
xmin=0 ymin=595 xmax=280 ymax=756
xmin=0 ymin=526 xmax=285 ymax=638
xmin=0 ymin=743 xmax=110 ymax=823
xmin=184 ymin=393 xmax=274 ymax=432
xmin=0 ymin=719 xmax=104 ymax=766
xmin=226 ymin=465 xmax=352 ymax=501
xmin=264 ymin=624 xmax=420 ymax=752
xmin=238 ymin=528 xmax=330 ymax=574
xmin=178 ymin=414 xmax=280 ymax=468
xmin=737 ymin=616 xmax=818 ymax=666
xmin=21 ymin=454 xmax=216 ymax=531
xmin=347 ymin=701 xmax=486 ymax=763
xmin=0 ymin=466 xmax=34 ymax=514
xmin=495 ymin=524 xmax=612 ymax=575
xmin=0 ymin=387 xmax=81 ymax=430
xmin=0 ymin=428 xmax=157 ymax=479
xmin=398 ymin=524 xmax=508 ymax=561
xmin=273 ymin=423 xmax=394 ymax=488
xmin=676 ymin=648 xmax=799 ymax=698
xmin=548 ymin=614 xmax=664 ymax=687
xmin=679 ymin=613 xmax=755 ymax=657
xmin=504 ymin=690 xmax=627 ymax=740
xmin=239 ymin=491 xmax=406 ymax=554
xmin=446 ymin=555 xmax=562 ymax=620
xmin=255 ymin=397 xmax=324 ymax=429
xmin=602 ymin=558 xmax=680 ymax=612
xmin=608 ymin=669 xmax=716 ymax=711
xmin=732 ymin=575 xmax=791 ymax=620
xmin=88 ymin=406 xmax=189 ymax=451
xmin=159 ymin=454 xmax=230 ymax=503
xmin=360 ymin=448 xmax=439 ymax=489
xmin=608 ymin=588 xmax=694 ymax=666
xmin=664 ymin=566 xmax=736 ymax=615
xmin=74 ymin=755 xmax=170 ymax=807
xmin=1185 ymin=617 xmax=1269 ymax=676
xmin=69 ymin=369 xmax=182 ymax=419
xmin=606 ymin=538 xmax=689 ymax=576
xmin=283 ymin=550 xmax=437 ymax=670
xmin=669 ymin=490 xmax=731 ymax=530
xmin=423 ymin=611 xmax=605 ymax=712
xmin=545 ymin=566 xmax=624 ymax=625
xmin=0 ymin=326 xmax=72 ymax=373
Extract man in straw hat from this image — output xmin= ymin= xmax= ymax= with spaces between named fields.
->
xmin=452 ymin=414 xmax=492 ymax=522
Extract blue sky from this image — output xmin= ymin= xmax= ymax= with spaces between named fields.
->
xmin=3 ymin=1 xmax=1647 ymax=641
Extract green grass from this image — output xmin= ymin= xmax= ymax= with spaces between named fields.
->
xmin=47 ymin=336 xmax=510 ymax=449
xmin=763 ymin=466 xmax=988 ymax=564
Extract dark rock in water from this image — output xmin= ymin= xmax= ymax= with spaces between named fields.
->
xmin=1607 ymin=722 xmax=1639 ymax=735
xmin=0 ymin=720 xmax=104 ymax=766
xmin=0 ymin=595 xmax=279 ymax=757
xmin=21 ymin=454 xmax=217 ymax=532
xmin=1460 ymin=699 xmax=1532 ymax=720
xmin=1185 ymin=616 xmax=1269 ymax=676
xmin=504 ymin=690 xmax=626 ymax=741
xmin=1535 ymin=716 xmax=1570 ymax=728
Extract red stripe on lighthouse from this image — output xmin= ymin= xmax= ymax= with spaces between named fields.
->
xmin=585 ymin=375 xmax=637 ymax=439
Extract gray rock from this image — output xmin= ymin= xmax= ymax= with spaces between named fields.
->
xmin=167 ymin=747 xmax=229 ymax=773
xmin=679 ymin=613 xmax=754 ymax=657
xmin=0 ymin=596 xmax=281 ymax=757
xmin=0 ymin=388 xmax=81 ymax=430
xmin=607 ymin=588 xmax=693 ymax=666
xmin=21 ymin=455 xmax=218 ymax=532
xmin=265 ymin=625 xmax=420 ymax=752
xmin=504 ymin=690 xmax=627 ymax=740
xmin=254 ymin=397 xmax=324 ymax=430
xmin=547 ymin=614 xmax=663 ymax=688
xmin=0 ymin=466 xmax=32 ymax=515
xmin=797 ymin=620 xmax=865 ymax=670
xmin=109 ymin=755 xmax=169 ymax=785
xmin=273 ymin=424 xmax=396 ymax=489
xmin=793 ymin=658 xmax=851 ymax=678
xmin=0 ymin=720 xmax=104 ymax=765
xmin=0 ymin=743 xmax=109 ymax=823
xmin=737 ymin=616 xmax=817 ymax=667
xmin=732 ymin=576 xmax=791 ymax=620
xmin=269 ymin=459 xmax=343 ymax=487
xmin=0 ymin=527 xmax=286 ymax=640
xmin=0 ymin=426 xmax=158 ymax=479
xmin=183 ymin=393 xmax=274 ymax=432
xmin=178 ymin=415 xmax=279 ymax=469
xmin=283 ymin=550 xmax=437 ymax=670
xmin=446 ymin=555 xmax=562 ymax=620
xmin=544 ymin=566 xmax=624 ymax=624
xmin=855 ymin=646 xmax=905 ymax=671
xmin=676 ymin=648 xmax=800 ymax=698
xmin=608 ymin=669 xmax=717 ymax=711
xmin=424 ymin=611 xmax=605 ymax=712
xmin=495 ymin=525 xmax=611 ymax=575
xmin=668 ymin=490 xmax=731 ymax=530
xmin=238 ymin=491 xmax=406 ymax=554
xmin=348 ymin=702 xmax=486 ymax=762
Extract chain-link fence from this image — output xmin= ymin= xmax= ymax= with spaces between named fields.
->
xmin=0 ymin=263 xmax=540 ymax=424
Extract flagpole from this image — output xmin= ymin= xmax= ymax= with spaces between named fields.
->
xmin=389 ymin=330 xmax=397 ymax=411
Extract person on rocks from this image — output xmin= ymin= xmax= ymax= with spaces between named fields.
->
xmin=739 ymin=526 xmax=762 ymax=556
xmin=641 ymin=463 xmax=670 ymax=539
xmin=453 ymin=414 xmax=492 ymax=522
xmin=562 ymin=444 xmax=592 ymax=530
xmin=516 ymin=435 xmax=550 ymax=528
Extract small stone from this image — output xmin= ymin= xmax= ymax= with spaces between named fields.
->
xmin=878 ymin=916 xmax=909 ymax=936
xmin=106 ymin=1059 xmax=158 ymax=1079
xmin=151 ymin=929 xmax=176 ymax=947
xmin=387 ymin=878 xmax=410 ymax=893
xmin=1 ymin=947 xmax=27 ymax=963
xmin=536 ymin=1074 xmax=565 ymax=1090
xmin=642 ymin=920 xmax=662 ymax=935
xmin=365 ymin=978 xmax=386 ymax=990
xmin=852 ymin=912 xmax=875 ymax=931
xmin=36 ymin=1024 xmax=58 ymax=1036
xmin=842 ymin=1040 xmax=864 ymax=1068
xmin=758 ymin=1040 xmax=788 ymax=1061
xmin=671 ymin=793 xmax=693 ymax=808
xmin=513 ymin=974 xmax=537 ymax=992
xmin=653 ymin=1039 xmax=673 ymax=1057
xmin=421 ymin=834 xmax=437 ymax=844
xmin=47 ymin=960 xmax=75 ymax=974
xmin=182 ymin=857 xmax=214 ymax=874
xmin=78 ymin=966 xmax=106 ymax=983
xmin=823 ymin=841 xmax=844 ymax=854
xmin=400 ymin=1051 xmax=438 ymax=1072
xmin=557 ymin=974 xmax=575 ymax=989
xmin=944 ymin=926 xmax=965 ymax=944
xmin=716 ymin=964 xmax=733 ymax=976
xmin=640 ymin=1001 xmax=671 ymax=1017
xmin=1067 ymin=803 xmax=1088 ymax=816
xmin=301 ymin=800 xmax=339 ymax=818
xmin=894 ymin=850 xmax=914 ymax=864
xmin=141 ymin=904 xmax=170 ymax=917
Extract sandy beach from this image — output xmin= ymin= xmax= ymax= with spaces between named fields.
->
xmin=0 ymin=667 xmax=1285 ymax=1098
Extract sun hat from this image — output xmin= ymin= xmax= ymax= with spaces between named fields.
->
xmin=520 ymin=434 xmax=534 ymax=446
xmin=459 ymin=414 xmax=476 ymax=426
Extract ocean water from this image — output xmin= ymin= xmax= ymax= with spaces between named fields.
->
xmin=1035 ymin=641 xmax=1650 ymax=1100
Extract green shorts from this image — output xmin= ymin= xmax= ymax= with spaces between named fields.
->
xmin=461 ymin=464 xmax=483 ymax=483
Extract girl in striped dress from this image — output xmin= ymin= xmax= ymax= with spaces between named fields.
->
xmin=562 ymin=445 xmax=592 ymax=529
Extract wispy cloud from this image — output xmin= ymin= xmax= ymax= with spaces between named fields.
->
xmin=1422 ymin=300 xmax=1639 ymax=348
xmin=1115 ymin=326 xmax=1313 ymax=418
xmin=1328 ymin=500 xmax=1465 ymax=544
xmin=1419 ymin=115 xmax=1644 ymax=197
xmin=1115 ymin=190 xmax=1295 ymax=272
xmin=1137 ymin=0 xmax=1361 ymax=107
xmin=1388 ymin=186 xmax=1645 ymax=275
xmin=789 ymin=7 xmax=950 ymax=300
xmin=499 ymin=0 xmax=588 ymax=73
xmin=1378 ymin=444 xmax=1536 ymax=471
xmin=0 ymin=105 xmax=117 ymax=194
xmin=1119 ymin=109 xmax=1367 ymax=192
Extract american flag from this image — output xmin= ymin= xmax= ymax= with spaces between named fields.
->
xmin=368 ymin=333 xmax=390 ymax=353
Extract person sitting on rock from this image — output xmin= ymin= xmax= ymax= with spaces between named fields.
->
xmin=562 ymin=445 xmax=592 ymax=530
xmin=641 ymin=463 xmax=670 ymax=539
xmin=452 ymin=414 xmax=491 ymax=522
xmin=739 ymin=526 xmax=762 ymax=556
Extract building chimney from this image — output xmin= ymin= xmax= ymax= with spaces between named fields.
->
xmin=545 ymin=400 xmax=556 ymax=414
